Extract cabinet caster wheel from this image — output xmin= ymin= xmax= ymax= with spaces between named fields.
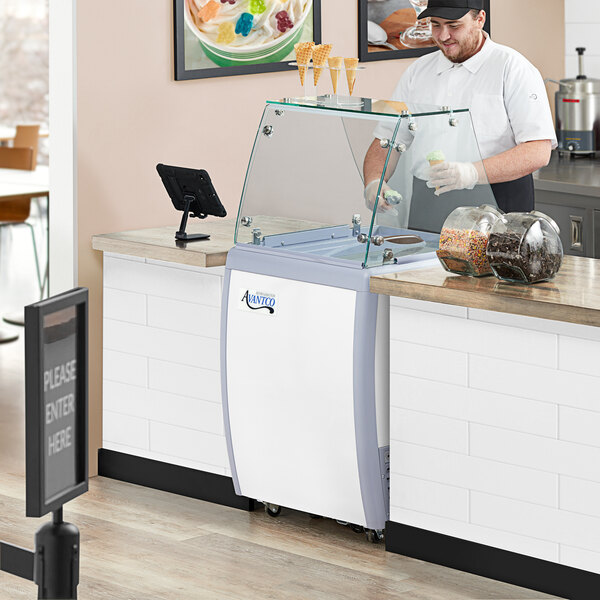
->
xmin=264 ymin=503 xmax=281 ymax=517
xmin=365 ymin=529 xmax=383 ymax=543
xmin=350 ymin=524 xmax=364 ymax=534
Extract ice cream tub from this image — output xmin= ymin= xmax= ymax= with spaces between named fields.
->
xmin=185 ymin=0 xmax=313 ymax=67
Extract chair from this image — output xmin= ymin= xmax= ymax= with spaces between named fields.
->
xmin=12 ymin=128 xmax=45 ymax=240
xmin=0 ymin=147 xmax=43 ymax=339
xmin=13 ymin=125 xmax=40 ymax=168
xmin=0 ymin=146 xmax=34 ymax=170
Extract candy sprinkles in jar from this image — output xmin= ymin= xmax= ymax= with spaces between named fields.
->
xmin=436 ymin=205 xmax=504 ymax=276
xmin=486 ymin=211 xmax=564 ymax=284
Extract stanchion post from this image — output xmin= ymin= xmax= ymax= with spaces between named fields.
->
xmin=34 ymin=507 xmax=79 ymax=599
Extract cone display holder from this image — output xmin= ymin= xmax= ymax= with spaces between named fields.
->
xmin=288 ymin=63 xmax=366 ymax=107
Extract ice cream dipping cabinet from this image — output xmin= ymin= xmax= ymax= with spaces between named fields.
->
xmin=220 ymin=97 xmax=497 ymax=536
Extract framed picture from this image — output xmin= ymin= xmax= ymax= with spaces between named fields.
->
xmin=359 ymin=0 xmax=491 ymax=62
xmin=174 ymin=0 xmax=322 ymax=80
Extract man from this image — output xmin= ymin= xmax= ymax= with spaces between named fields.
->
xmin=363 ymin=0 xmax=556 ymax=229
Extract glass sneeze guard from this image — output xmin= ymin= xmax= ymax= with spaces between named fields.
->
xmin=235 ymin=97 xmax=497 ymax=268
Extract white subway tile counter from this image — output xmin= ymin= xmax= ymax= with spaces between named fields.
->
xmin=92 ymin=223 xmax=252 ymax=509
xmin=101 ymin=252 xmax=230 ymax=475
xmin=372 ymin=256 xmax=600 ymax=595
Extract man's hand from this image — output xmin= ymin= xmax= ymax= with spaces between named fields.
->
xmin=426 ymin=161 xmax=479 ymax=195
xmin=364 ymin=179 xmax=401 ymax=213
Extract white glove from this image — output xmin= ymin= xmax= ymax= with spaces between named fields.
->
xmin=364 ymin=179 xmax=400 ymax=214
xmin=426 ymin=161 xmax=478 ymax=196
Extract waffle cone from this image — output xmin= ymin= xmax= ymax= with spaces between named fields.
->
xmin=294 ymin=42 xmax=314 ymax=86
xmin=298 ymin=65 xmax=308 ymax=86
xmin=344 ymin=58 xmax=359 ymax=95
xmin=429 ymin=159 xmax=444 ymax=191
xmin=312 ymin=44 xmax=332 ymax=85
xmin=328 ymin=56 xmax=343 ymax=93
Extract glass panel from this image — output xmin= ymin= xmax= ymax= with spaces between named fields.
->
xmin=235 ymin=102 xmax=401 ymax=267
xmin=365 ymin=104 xmax=498 ymax=267
xmin=236 ymin=99 xmax=495 ymax=269
xmin=268 ymin=97 xmax=469 ymax=119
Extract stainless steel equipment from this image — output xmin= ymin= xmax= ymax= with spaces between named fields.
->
xmin=547 ymin=48 xmax=600 ymax=155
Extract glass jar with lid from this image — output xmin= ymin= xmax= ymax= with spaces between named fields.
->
xmin=486 ymin=211 xmax=563 ymax=284
xmin=436 ymin=205 xmax=504 ymax=276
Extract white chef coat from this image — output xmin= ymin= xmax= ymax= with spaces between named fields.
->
xmin=376 ymin=33 xmax=557 ymax=163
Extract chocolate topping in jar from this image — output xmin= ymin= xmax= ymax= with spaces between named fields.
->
xmin=486 ymin=231 xmax=562 ymax=283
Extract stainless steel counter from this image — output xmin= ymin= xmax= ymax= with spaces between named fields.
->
xmin=534 ymin=150 xmax=600 ymax=199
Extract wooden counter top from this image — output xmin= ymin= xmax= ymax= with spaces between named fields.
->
xmin=92 ymin=220 xmax=236 ymax=268
xmin=370 ymin=255 xmax=600 ymax=328
xmin=91 ymin=217 xmax=329 ymax=268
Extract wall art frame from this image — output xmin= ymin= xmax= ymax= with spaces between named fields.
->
xmin=174 ymin=0 xmax=322 ymax=80
xmin=358 ymin=0 xmax=491 ymax=63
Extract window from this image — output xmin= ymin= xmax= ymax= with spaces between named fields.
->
xmin=0 ymin=0 xmax=49 ymax=164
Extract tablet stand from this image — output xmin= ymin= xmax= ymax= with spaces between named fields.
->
xmin=176 ymin=194 xmax=210 ymax=241
xmin=156 ymin=163 xmax=227 ymax=243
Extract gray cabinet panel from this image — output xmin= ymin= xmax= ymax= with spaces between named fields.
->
xmin=535 ymin=202 xmax=591 ymax=257
xmin=535 ymin=189 xmax=596 ymax=257
xmin=595 ymin=210 xmax=600 ymax=259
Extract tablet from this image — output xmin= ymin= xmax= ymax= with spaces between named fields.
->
xmin=156 ymin=163 xmax=227 ymax=241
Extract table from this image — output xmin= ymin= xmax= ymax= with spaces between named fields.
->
xmin=0 ymin=165 xmax=49 ymax=186
xmin=0 ymin=167 xmax=50 ymax=338
xmin=0 ymin=167 xmax=49 ymax=207
xmin=0 ymin=182 xmax=49 ymax=200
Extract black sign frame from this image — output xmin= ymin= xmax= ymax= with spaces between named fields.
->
xmin=25 ymin=288 xmax=89 ymax=518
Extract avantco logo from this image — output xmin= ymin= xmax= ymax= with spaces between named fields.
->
xmin=239 ymin=289 xmax=276 ymax=315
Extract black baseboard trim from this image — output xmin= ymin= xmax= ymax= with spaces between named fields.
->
xmin=386 ymin=521 xmax=600 ymax=599
xmin=98 ymin=449 xmax=254 ymax=511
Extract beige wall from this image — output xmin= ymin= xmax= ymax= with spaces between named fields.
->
xmin=77 ymin=0 xmax=565 ymax=475
xmin=491 ymin=0 xmax=565 ymax=121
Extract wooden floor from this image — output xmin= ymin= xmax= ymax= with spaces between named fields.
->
xmin=0 ymin=475 xmax=564 ymax=600
xmin=0 ymin=234 xmax=563 ymax=598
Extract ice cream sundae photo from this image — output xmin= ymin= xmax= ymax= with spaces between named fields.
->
xmin=184 ymin=0 xmax=314 ymax=68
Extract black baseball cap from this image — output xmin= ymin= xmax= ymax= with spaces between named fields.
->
xmin=419 ymin=0 xmax=484 ymax=21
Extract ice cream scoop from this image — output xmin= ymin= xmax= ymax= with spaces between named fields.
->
xmin=426 ymin=150 xmax=446 ymax=164
xmin=383 ymin=189 xmax=403 ymax=205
